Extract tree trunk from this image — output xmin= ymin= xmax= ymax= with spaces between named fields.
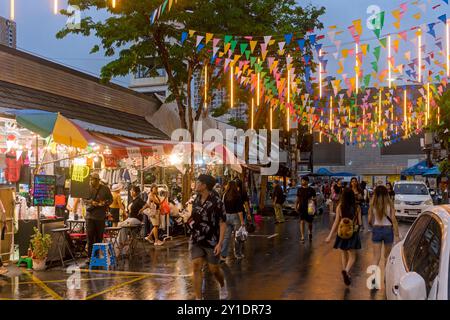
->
xmin=153 ymin=30 xmax=187 ymax=129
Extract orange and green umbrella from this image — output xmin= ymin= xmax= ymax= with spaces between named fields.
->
xmin=14 ymin=110 xmax=91 ymax=149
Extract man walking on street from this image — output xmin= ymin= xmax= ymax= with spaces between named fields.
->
xmin=189 ymin=174 xmax=228 ymax=300
xmin=272 ymin=180 xmax=285 ymax=224
xmin=296 ymin=176 xmax=316 ymax=243
xmin=84 ymin=173 xmax=113 ymax=267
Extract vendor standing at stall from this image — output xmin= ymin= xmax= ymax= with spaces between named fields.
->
xmin=84 ymin=173 xmax=112 ymax=266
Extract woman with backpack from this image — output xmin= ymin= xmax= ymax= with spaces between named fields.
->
xmin=369 ymin=185 xmax=400 ymax=271
xmin=325 ymin=188 xmax=362 ymax=286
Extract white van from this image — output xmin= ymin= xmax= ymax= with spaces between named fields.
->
xmin=393 ymin=181 xmax=433 ymax=219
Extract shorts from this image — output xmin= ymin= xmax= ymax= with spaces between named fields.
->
xmin=150 ymin=214 xmax=160 ymax=226
xmin=189 ymin=241 xmax=220 ymax=265
xmin=372 ymin=226 xmax=394 ymax=244
xmin=110 ymin=208 xmax=120 ymax=223
xmin=299 ymin=210 xmax=314 ymax=223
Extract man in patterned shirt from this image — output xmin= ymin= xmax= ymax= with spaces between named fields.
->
xmin=189 ymin=174 xmax=227 ymax=300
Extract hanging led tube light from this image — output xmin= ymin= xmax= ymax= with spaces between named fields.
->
xmin=378 ymin=90 xmax=382 ymax=127
xmin=355 ymin=44 xmax=359 ymax=93
xmin=204 ymin=64 xmax=208 ymax=111
xmin=329 ymin=96 xmax=333 ymax=131
xmin=257 ymin=58 xmax=260 ymax=106
xmin=447 ymin=19 xmax=450 ymax=78
xmin=319 ymin=49 xmax=323 ymax=99
xmin=10 ymin=0 xmax=15 ymax=20
xmin=418 ymin=28 xmax=422 ymax=83
xmin=404 ymin=90 xmax=408 ymax=136
xmin=54 ymin=0 xmax=58 ymax=15
xmin=388 ymin=35 xmax=392 ymax=88
xmin=287 ymin=64 xmax=290 ymax=131
xmin=230 ymin=64 xmax=234 ymax=109
xmin=426 ymin=83 xmax=430 ymax=126
xmin=112 ymin=0 xmax=117 ymax=8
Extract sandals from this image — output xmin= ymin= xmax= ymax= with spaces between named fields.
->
xmin=342 ymin=270 xmax=352 ymax=286
xmin=0 ymin=267 xmax=8 ymax=275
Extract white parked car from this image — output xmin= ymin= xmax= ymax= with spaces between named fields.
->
xmin=394 ymin=181 xmax=434 ymax=219
xmin=385 ymin=205 xmax=450 ymax=300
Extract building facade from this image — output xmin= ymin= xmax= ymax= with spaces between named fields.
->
xmin=312 ymin=134 xmax=425 ymax=186
xmin=0 ymin=16 xmax=16 ymax=48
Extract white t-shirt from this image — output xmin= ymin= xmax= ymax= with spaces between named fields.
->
xmin=373 ymin=206 xmax=393 ymax=226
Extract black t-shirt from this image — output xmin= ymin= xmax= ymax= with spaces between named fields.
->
xmin=296 ymin=187 xmax=316 ymax=213
xmin=128 ymin=196 xmax=146 ymax=221
xmin=86 ymin=184 xmax=113 ymax=221
xmin=223 ymin=194 xmax=244 ymax=214
xmin=273 ymin=185 xmax=285 ymax=205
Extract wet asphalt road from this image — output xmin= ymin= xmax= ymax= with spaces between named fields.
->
xmin=0 ymin=212 xmax=411 ymax=300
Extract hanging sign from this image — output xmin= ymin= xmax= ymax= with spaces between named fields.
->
xmin=33 ymin=175 xmax=56 ymax=207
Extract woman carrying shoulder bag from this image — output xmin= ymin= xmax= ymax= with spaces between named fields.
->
xmin=325 ymin=188 xmax=362 ymax=286
xmin=140 ymin=185 xmax=164 ymax=246
xmin=369 ymin=186 xmax=400 ymax=279
xmin=220 ymin=180 xmax=245 ymax=262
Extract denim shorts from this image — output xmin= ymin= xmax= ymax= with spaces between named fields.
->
xmin=372 ymin=226 xmax=394 ymax=244
xmin=189 ymin=241 xmax=220 ymax=265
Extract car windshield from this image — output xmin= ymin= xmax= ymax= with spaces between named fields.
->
xmin=394 ymin=184 xmax=429 ymax=195
xmin=287 ymin=188 xmax=298 ymax=199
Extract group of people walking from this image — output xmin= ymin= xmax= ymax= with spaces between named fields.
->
xmin=325 ymin=178 xmax=400 ymax=287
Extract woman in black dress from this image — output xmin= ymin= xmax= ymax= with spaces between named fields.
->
xmin=325 ymin=188 xmax=362 ymax=286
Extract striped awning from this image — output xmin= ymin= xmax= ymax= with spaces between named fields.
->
xmin=88 ymin=132 xmax=180 ymax=158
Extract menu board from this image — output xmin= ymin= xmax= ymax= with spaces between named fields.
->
xmin=33 ymin=175 xmax=56 ymax=207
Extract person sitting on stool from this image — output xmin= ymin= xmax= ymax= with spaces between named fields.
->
xmin=117 ymin=186 xmax=146 ymax=251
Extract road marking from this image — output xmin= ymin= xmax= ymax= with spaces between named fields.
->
xmin=11 ymin=276 xmax=138 ymax=286
xmin=79 ymin=268 xmax=192 ymax=277
xmin=23 ymin=270 xmax=63 ymax=300
xmin=84 ymin=275 xmax=149 ymax=300
xmin=267 ymin=233 xmax=279 ymax=239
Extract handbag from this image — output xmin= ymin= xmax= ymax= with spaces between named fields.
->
xmin=307 ymin=200 xmax=316 ymax=216
xmin=160 ymin=199 xmax=170 ymax=215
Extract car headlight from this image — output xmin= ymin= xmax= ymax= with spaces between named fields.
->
xmin=394 ymin=200 xmax=402 ymax=205
xmin=424 ymin=199 xmax=433 ymax=206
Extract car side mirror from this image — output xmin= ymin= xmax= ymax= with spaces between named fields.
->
xmin=399 ymin=272 xmax=427 ymax=300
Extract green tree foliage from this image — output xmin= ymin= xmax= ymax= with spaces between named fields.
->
xmin=57 ymin=0 xmax=325 ymax=130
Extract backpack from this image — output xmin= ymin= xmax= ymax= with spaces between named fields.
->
xmin=337 ymin=208 xmax=357 ymax=239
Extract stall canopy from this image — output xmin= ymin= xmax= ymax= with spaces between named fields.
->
xmin=422 ymin=166 xmax=441 ymax=177
xmin=315 ymin=168 xmax=356 ymax=177
xmin=12 ymin=109 xmax=91 ymax=148
xmin=401 ymin=160 xmax=429 ymax=176
xmin=316 ymin=168 xmax=333 ymax=176
xmin=333 ymin=172 xmax=356 ymax=177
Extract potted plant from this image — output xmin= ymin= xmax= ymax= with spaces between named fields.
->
xmin=30 ymin=227 xmax=52 ymax=271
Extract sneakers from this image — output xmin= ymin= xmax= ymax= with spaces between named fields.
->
xmin=219 ymin=282 xmax=229 ymax=300
xmin=145 ymin=236 xmax=154 ymax=244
